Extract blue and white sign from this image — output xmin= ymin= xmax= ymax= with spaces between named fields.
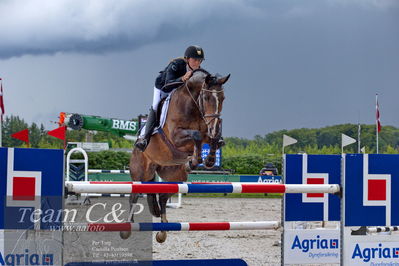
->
xmin=284 ymin=229 xmax=340 ymax=264
xmin=0 ymin=148 xmax=64 ymax=266
xmin=343 ymin=154 xmax=399 ymax=265
xmin=0 ymin=147 xmax=64 ymax=230
xmin=344 ymin=154 xmax=399 ymax=227
xmin=285 ymin=154 xmax=341 ymax=222
xmin=200 ymin=144 xmax=221 ymax=167
xmin=350 ymin=241 xmax=399 ymax=264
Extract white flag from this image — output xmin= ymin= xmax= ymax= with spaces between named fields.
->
xmin=361 ymin=146 xmax=366 ymax=154
xmin=342 ymin=133 xmax=356 ymax=148
xmin=283 ymin=134 xmax=297 ymax=148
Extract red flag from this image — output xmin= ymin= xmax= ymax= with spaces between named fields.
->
xmin=376 ymin=96 xmax=381 ymax=133
xmin=0 ymin=78 xmax=5 ymax=120
xmin=11 ymin=129 xmax=29 ymax=145
xmin=48 ymin=126 xmax=66 ymax=140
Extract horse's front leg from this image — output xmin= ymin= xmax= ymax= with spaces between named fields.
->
xmin=189 ymin=131 xmax=203 ymax=169
xmin=204 ymin=137 xmax=219 ymax=169
xmin=155 ymin=193 xmax=172 ymax=243
xmin=172 ymin=128 xmax=203 ymax=169
xmin=204 ymin=119 xmax=222 ymax=168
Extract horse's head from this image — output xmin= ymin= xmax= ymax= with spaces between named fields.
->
xmin=187 ymin=70 xmax=230 ymax=140
xmin=199 ymin=73 xmax=230 ymax=140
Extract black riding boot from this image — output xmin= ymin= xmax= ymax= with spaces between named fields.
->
xmin=135 ymin=108 xmax=157 ymax=152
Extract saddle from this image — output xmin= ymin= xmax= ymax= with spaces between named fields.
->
xmin=140 ymin=90 xmax=190 ymax=160
xmin=137 ymin=89 xmax=176 ymax=137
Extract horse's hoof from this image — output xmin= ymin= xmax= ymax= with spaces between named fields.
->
xmin=155 ymin=231 xmax=167 ymax=243
xmin=204 ymin=158 xmax=215 ymax=169
xmin=185 ymin=161 xmax=194 ymax=172
xmin=120 ymin=231 xmax=131 ymax=239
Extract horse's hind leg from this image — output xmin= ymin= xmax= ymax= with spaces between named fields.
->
xmin=121 ymin=148 xmax=157 ymax=239
xmin=155 ymin=193 xmax=172 ymax=243
xmin=154 ymin=165 xmax=188 ymax=243
xmin=147 ymin=176 xmax=161 ymax=218
xmin=120 ymin=193 xmax=139 ymax=239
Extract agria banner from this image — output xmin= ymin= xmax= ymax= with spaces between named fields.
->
xmin=283 ymin=154 xmax=341 ymax=264
xmin=343 ymin=154 xmax=399 ymax=265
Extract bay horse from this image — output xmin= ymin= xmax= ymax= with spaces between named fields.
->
xmin=121 ymin=69 xmax=230 ymax=242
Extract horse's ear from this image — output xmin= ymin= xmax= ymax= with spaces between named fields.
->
xmin=205 ymin=74 xmax=212 ymax=85
xmin=218 ymin=74 xmax=230 ymax=85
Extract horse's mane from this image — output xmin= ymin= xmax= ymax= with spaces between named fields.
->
xmin=190 ymin=69 xmax=223 ymax=89
xmin=189 ymin=69 xmax=211 ymax=84
xmin=173 ymin=68 xmax=219 ymax=93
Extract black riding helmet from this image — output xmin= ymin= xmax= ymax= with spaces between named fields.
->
xmin=184 ymin=45 xmax=205 ymax=60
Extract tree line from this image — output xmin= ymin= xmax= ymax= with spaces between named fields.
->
xmin=3 ymin=115 xmax=399 ymax=174
xmin=2 ymin=115 xmax=132 ymax=149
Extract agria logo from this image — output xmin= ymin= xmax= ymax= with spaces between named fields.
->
xmin=0 ymin=249 xmax=54 ymax=265
xmin=291 ymin=235 xmax=339 ymax=252
xmin=352 ymin=243 xmax=399 ymax=263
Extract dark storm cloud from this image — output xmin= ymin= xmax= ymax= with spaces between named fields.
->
xmin=0 ymin=0 xmax=265 ymax=59
xmin=1 ymin=0 xmax=397 ymax=59
xmin=1 ymin=0 xmax=399 ymax=138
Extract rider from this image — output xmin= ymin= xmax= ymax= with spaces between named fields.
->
xmin=135 ymin=45 xmax=205 ymax=151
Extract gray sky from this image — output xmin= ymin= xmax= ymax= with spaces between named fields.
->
xmin=1 ymin=0 xmax=398 ymax=138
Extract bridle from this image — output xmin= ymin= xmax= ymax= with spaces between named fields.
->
xmin=184 ymin=80 xmax=224 ymax=139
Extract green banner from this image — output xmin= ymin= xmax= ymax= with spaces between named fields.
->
xmin=187 ymin=174 xmax=240 ymax=182
xmin=88 ymin=173 xmax=241 ymax=182
xmin=89 ymin=173 xmax=131 ymax=181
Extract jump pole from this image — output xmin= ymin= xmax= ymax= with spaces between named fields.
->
xmin=61 ymin=221 xmax=281 ymax=232
xmin=367 ymin=226 xmax=399 ymax=233
xmin=87 ymin=169 xmax=183 ymax=208
xmin=65 ymin=182 xmax=340 ymax=194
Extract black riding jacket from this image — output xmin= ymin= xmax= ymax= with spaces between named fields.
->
xmin=155 ymin=58 xmax=188 ymax=93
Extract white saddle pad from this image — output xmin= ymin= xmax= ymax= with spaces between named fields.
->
xmin=154 ymin=91 xmax=172 ymax=133
xmin=139 ymin=91 xmax=173 ymax=137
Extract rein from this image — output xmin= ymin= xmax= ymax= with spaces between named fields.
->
xmin=184 ymin=81 xmax=224 ymax=138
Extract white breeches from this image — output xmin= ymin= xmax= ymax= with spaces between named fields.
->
xmin=152 ymin=87 xmax=170 ymax=110
xmin=140 ymin=87 xmax=170 ymax=137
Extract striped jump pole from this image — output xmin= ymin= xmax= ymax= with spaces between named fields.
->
xmin=367 ymin=226 xmax=399 ymax=233
xmin=88 ymin=169 xmax=130 ymax=174
xmin=61 ymin=221 xmax=280 ymax=232
xmin=65 ymin=181 xmax=340 ymax=194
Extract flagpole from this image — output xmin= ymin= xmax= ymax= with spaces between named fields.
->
xmin=64 ymin=126 xmax=67 ymax=150
xmin=376 ymin=94 xmax=379 ymax=154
